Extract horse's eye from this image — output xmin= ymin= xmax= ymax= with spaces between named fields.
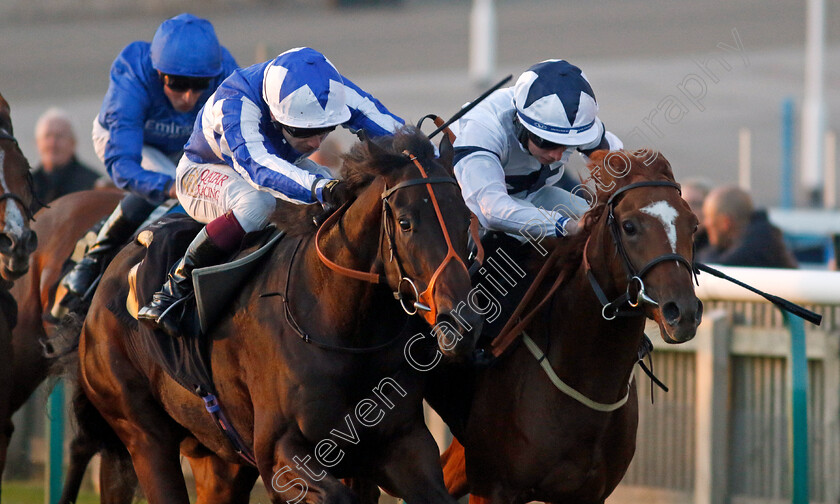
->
xmin=622 ymin=220 xmax=637 ymax=236
xmin=693 ymin=223 xmax=699 ymax=234
xmin=398 ymin=218 xmax=412 ymax=231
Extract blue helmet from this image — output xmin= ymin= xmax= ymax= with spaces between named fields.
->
xmin=513 ymin=59 xmax=604 ymax=146
xmin=261 ymin=47 xmax=351 ymax=129
xmin=150 ymin=13 xmax=222 ymax=78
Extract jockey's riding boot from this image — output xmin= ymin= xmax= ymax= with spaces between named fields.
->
xmin=60 ymin=199 xmax=149 ymax=301
xmin=138 ymin=211 xmax=245 ymax=337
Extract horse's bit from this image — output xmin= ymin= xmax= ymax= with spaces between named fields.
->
xmin=584 ymin=180 xmax=697 ymax=320
xmin=315 ymin=150 xmax=483 ymax=326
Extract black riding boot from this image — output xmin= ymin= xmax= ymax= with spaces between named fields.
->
xmin=137 ymin=227 xmax=229 ymax=337
xmin=60 ymin=201 xmax=147 ymax=301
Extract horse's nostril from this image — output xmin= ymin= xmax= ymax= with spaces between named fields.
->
xmin=0 ymin=233 xmax=12 ymax=254
xmin=662 ymin=301 xmax=681 ymax=326
xmin=25 ymin=230 xmax=37 ymax=252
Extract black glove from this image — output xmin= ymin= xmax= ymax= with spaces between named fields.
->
xmin=320 ymin=179 xmax=351 ymax=208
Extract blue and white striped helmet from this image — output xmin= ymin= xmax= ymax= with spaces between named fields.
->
xmin=150 ymin=13 xmax=222 ymax=78
xmin=513 ymin=59 xmax=604 ymax=146
xmin=262 ymin=47 xmax=351 ymax=129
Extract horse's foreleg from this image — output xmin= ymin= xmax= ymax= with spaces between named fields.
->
xmin=0 ymin=414 xmax=10 ymax=502
xmin=441 ymin=436 xmax=469 ymax=497
xmin=375 ymin=424 xmax=459 ymax=504
xmin=57 ymin=428 xmax=101 ymax=504
xmin=80 ymin=329 xmax=189 ymax=504
xmin=188 ymin=454 xmax=258 ymax=504
xmin=342 ymin=478 xmax=379 ymax=504
xmin=99 ymin=444 xmax=139 ymax=504
xmin=256 ymin=431 xmax=357 ymax=504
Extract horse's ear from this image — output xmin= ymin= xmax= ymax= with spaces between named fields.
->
xmin=438 ymin=134 xmax=455 ymax=176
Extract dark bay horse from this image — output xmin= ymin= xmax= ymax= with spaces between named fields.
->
xmin=79 ymin=127 xmax=483 ymax=504
xmin=9 ymin=188 xmax=234 ymax=504
xmin=0 ymin=92 xmax=41 ymax=500
xmin=430 ymin=149 xmax=703 ymax=504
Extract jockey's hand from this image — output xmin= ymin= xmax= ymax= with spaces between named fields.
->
xmin=167 ymin=183 xmax=178 ymax=200
xmin=556 ymin=218 xmax=579 ymax=237
xmin=321 ymin=179 xmax=351 ymax=208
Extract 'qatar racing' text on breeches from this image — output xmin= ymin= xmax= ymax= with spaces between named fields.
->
xmin=175 ymin=155 xmax=333 ymax=232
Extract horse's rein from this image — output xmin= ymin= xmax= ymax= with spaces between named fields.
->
xmin=490 ymin=245 xmax=569 ymax=357
xmin=314 ymin=150 xmax=483 ymax=326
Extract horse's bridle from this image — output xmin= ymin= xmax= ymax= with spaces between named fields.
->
xmin=490 ymin=179 xmax=696 ymax=359
xmin=584 ymin=180 xmax=697 ymax=320
xmin=315 ymin=150 xmax=483 ymax=326
xmin=0 ymin=128 xmax=38 ymax=221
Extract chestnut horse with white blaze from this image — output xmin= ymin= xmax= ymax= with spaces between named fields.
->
xmin=427 ymin=149 xmax=702 ymax=504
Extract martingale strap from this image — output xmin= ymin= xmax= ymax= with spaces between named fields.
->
xmin=522 ymin=332 xmax=632 ymax=412
xmin=198 ymin=391 xmax=257 ymax=466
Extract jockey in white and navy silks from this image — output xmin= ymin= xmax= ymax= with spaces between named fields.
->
xmin=452 ymin=59 xmax=622 ymax=241
xmin=138 ymin=47 xmax=404 ymax=337
xmin=61 ymin=13 xmax=238 ymax=303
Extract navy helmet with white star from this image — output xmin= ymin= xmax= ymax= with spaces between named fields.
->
xmin=513 ymin=59 xmax=603 ymax=146
xmin=262 ymin=47 xmax=351 ymax=129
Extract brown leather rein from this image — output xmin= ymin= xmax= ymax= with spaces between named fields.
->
xmin=315 ymin=150 xmax=484 ymax=326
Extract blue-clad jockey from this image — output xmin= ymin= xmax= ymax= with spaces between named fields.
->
xmin=61 ymin=13 xmax=238 ymax=301
xmin=137 ymin=47 xmax=404 ymax=336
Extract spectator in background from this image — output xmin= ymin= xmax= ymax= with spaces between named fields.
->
xmin=698 ymin=185 xmax=797 ymax=268
xmin=681 ymin=177 xmax=711 ymax=252
xmin=32 ymin=108 xmax=103 ymax=204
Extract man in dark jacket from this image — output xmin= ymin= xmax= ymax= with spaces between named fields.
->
xmin=698 ymin=185 xmax=797 ymax=268
xmin=32 ymin=108 xmax=103 ymax=204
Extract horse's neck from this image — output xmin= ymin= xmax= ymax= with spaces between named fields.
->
xmin=294 ymin=181 xmax=404 ymax=342
xmin=540 ymin=229 xmax=645 ymax=400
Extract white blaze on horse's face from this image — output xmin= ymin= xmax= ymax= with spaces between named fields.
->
xmin=0 ymin=150 xmax=25 ymax=237
xmin=640 ymin=200 xmax=678 ymax=253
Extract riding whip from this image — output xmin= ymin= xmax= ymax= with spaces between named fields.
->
xmin=695 ymin=262 xmax=822 ymax=326
xmin=428 ymin=74 xmax=513 ymax=139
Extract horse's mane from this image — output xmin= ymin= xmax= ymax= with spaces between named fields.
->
xmin=342 ymin=125 xmax=436 ymax=193
xmin=534 ymin=149 xmax=677 ymax=276
xmin=270 ymin=126 xmax=436 ymax=237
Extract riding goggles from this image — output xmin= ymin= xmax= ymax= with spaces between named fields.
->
xmin=161 ymin=74 xmax=212 ymax=92
xmin=527 ymin=130 xmax=566 ymax=151
xmin=280 ymin=124 xmax=337 ymax=138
